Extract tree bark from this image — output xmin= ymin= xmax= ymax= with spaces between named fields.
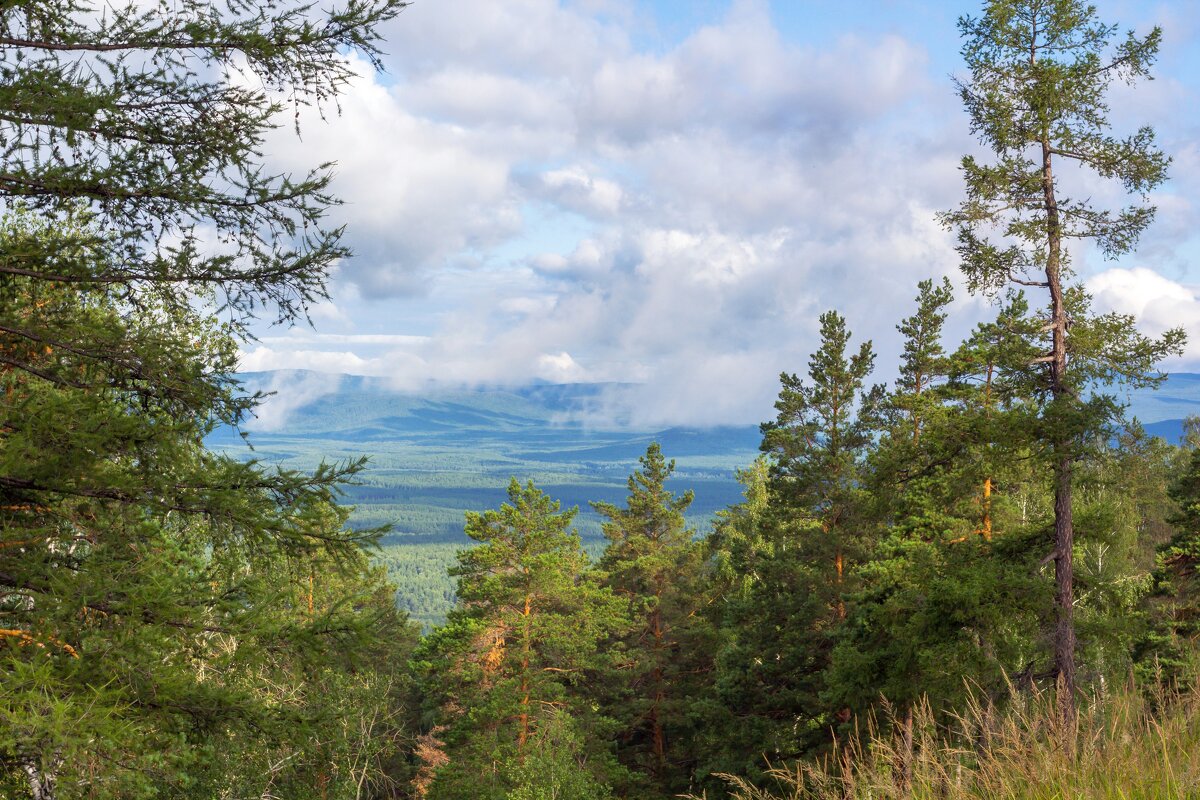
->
xmin=982 ymin=362 xmax=994 ymax=541
xmin=1041 ymin=118 xmax=1077 ymax=726
xmin=518 ymin=593 xmax=531 ymax=754
xmin=23 ymin=758 xmax=57 ymax=800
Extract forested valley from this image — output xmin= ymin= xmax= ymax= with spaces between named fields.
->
xmin=3 ymin=1 xmax=1200 ymax=799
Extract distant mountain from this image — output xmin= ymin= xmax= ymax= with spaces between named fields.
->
xmin=208 ymin=371 xmax=763 ymax=543
xmin=208 ymin=370 xmax=1200 ymax=541
xmin=1117 ymin=373 xmax=1200 ymax=444
xmin=209 ymin=370 xmax=1200 ymax=626
xmin=224 ymin=368 xmax=1200 ymax=438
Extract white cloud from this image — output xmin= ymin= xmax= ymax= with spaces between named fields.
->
xmin=242 ymin=370 xmax=344 ymax=432
xmin=243 ymin=0 xmax=1200 ymax=426
xmin=238 ymin=346 xmax=375 ymax=376
xmin=535 ymin=166 xmax=624 ymax=217
xmin=536 ymin=352 xmax=587 ymax=382
xmin=264 ymin=55 xmax=523 ymax=296
xmin=1088 ymin=267 xmax=1200 ymax=360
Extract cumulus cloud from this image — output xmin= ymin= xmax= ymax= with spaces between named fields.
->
xmin=1088 ymin=267 xmax=1200 ymax=360
xmin=246 ymin=0 xmax=1200 ymax=427
xmin=263 ymin=56 xmax=524 ymax=296
xmin=532 ymin=166 xmax=624 ymax=217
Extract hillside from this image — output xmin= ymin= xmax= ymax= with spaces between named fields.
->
xmin=209 ymin=370 xmax=762 ymax=540
xmin=207 ymin=371 xmax=764 ymax=625
xmin=207 ymin=369 xmax=1200 ymax=540
xmin=206 ymin=370 xmax=1200 ymax=625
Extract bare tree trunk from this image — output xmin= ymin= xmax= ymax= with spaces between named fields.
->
xmin=1042 ymin=122 xmax=1077 ymax=727
xmin=22 ymin=757 xmax=58 ymax=800
xmin=518 ymin=593 xmax=531 ymax=755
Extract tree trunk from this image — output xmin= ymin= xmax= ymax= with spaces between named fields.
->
xmin=835 ymin=548 xmax=845 ymax=619
xmin=982 ymin=363 xmax=994 ymax=541
xmin=518 ymin=593 xmax=531 ymax=754
xmin=22 ymin=758 xmax=57 ymax=800
xmin=1042 ymin=126 xmax=1077 ymax=725
xmin=981 ymin=477 xmax=993 ymax=541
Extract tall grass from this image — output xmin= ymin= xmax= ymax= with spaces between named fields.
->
xmin=698 ymin=680 xmax=1200 ymax=799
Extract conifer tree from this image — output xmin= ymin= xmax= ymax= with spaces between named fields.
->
xmin=687 ymin=460 xmax=771 ymax=794
xmin=591 ymin=443 xmax=705 ymax=796
xmin=760 ymin=310 xmax=884 ymax=604
xmin=705 ymin=459 xmax=772 ymax=604
xmin=827 ymin=285 xmax=1045 ymax=785
xmin=0 ymin=0 xmax=408 ymax=335
xmin=707 ymin=312 xmax=883 ymax=770
xmin=943 ymin=0 xmax=1185 ymax=715
xmin=414 ymin=480 xmax=621 ymax=800
xmin=892 ymin=278 xmax=954 ymax=446
xmin=0 ymin=211 xmax=416 ymax=798
xmin=827 ymin=280 xmax=959 ymax=777
xmin=1 ymin=2 xmax=410 ymax=792
xmin=1138 ymin=440 xmax=1200 ymax=684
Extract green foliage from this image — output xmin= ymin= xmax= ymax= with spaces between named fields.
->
xmin=0 ymin=1 xmax=412 ymax=794
xmin=503 ymin=711 xmax=614 ymax=800
xmin=0 ymin=209 xmax=418 ymax=797
xmin=414 ymin=479 xmax=623 ymax=800
xmin=589 ymin=443 xmax=711 ymax=797
xmin=6 ymin=2 xmax=1200 ymax=798
xmin=699 ymin=312 xmax=884 ymax=779
xmin=946 ymin=0 xmax=1169 ymax=290
xmin=1138 ymin=435 xmax=1200 ymax=684
xmin=941 ymin=0 xmax=1186 ymax=708
xmin=827 ymin=282 xmax=1045 ymax=723
xmin=0 ymin=0 xmax=409 ymax=331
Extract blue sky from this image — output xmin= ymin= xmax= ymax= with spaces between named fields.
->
xmin=246 ymin=0 xmax=1200 ymax=428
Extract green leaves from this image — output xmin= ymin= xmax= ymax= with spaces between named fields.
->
xmin=0 ymin=2 xmax=418 ymax=795
xmin=0 ymin=0 xmax=409 ymax=332
xmin=416 ymin=480 xmax=622 ymax=800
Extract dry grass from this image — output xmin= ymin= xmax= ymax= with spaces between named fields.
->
xmin=696 ymin=680 xmax=1200 ymax=800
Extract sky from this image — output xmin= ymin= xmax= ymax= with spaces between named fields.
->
xmin=240 ymin=0 xmax=1200 ymax=429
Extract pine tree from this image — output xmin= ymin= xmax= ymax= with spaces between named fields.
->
xmin=827 ymin=280 xmax=959 ymax=781
xmin=1138 ymin=440 xmax=1200 ymax=685
xmin=1 ymin=3 xmax=410 ymax=792
xmin=414 ymin=480 xmax=621 ymax=800
xmin=706 ymin=459 xmax=772 ymax=605
xmin=0 ymin=0 xmax=408 ymax=335
xmin=707 ymin=312 xmax=883 ymax=771
xmin=942 ymin=0 xmax=1185 ymax=717
xmin=687 ymin=460 xmax=771 ymax=794
xmin=0 ymin=211 xmax=415 ymax=797
xmin=591 ymin=443 xmax=705 ymax=796
xmin=827 ymin=286 xmax=1046 ymax=787
xmin=760 ymin=310 xmax=884 ymax=608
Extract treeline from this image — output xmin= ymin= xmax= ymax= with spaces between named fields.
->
xmin=405 ymin=296 xmax=1200 ymax=799
xmin=4 ymin=1 xmax=1200 ymax=799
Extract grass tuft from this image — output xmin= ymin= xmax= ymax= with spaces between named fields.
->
xmin=695 ymin=679 xmax=1200 ymax=799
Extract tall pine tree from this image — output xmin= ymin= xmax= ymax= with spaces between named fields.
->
xmin=942 ymin=0 xmax=1185 ymax=716
xmin=414 ymin=480 xmax=621 ymax=800
xmin=707 ymin=311 xmax=883 ymax=772
xmin=592 ymin=443 xmax=706 ymax=797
